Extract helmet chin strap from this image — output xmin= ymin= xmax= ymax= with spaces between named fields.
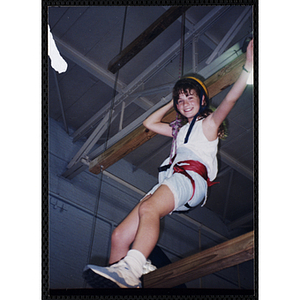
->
xmin=184 ymin=92 xmax=203 ymax=144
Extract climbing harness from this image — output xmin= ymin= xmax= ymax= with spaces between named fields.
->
xmin=160 ymin=76 xmax=209 ymax=170
xmin=158 ymin=15 xmax=217 ymax=207
xmin=172 ymin=160 xmax=218 ymax=207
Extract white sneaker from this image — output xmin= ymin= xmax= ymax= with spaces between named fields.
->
xmin=142 ymin=259 xmax=157 ymax=275
xmin=83 ymin=259 xmax=141 ymax=288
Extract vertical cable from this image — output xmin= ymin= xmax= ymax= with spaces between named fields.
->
xmin=106 ymin=6 xmax=128 ymax=148
xmin=178 ymin=12 xmax=186 ymax=79
xmin=86 ymin=6 xmax=128 ymax=268
xmin=53 ymin=69 xmax=69 ymax=134
xmin=169 ymin=11 xmax=186 ymax=161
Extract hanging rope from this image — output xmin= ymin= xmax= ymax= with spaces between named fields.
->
xmin=169 ymin=11 xmax=186 ymax=162
xmin=178 ymin=11 xmax=186 ymax=79
xmin=86 ymin=6 xmax=128 ymax=268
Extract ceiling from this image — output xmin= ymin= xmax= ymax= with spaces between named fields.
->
xmin=48 ymin=5 xmax=255 ymax=236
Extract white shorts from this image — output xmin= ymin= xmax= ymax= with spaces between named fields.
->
xmin=144 ymin=169 xmax=207 ymax=214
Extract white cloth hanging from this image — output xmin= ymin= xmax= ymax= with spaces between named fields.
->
xmin=48 ymin=25 xmax=68 ymax=73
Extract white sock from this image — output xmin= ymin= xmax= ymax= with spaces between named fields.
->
xmin=123 ymin=249 xmax=146 ymax=278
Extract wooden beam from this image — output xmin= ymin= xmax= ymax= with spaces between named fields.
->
xmin=204 ymin=53 xmax=247 ymax=98
xmin=108 ymin=6 xmax=190 ymax=74
xmin=89 ymin=53 xmax=246 ymax=174
xmin=89 ymin=109 xmax=174 ymax=174
xmin=143 ymin=230 xmax=254 ymax=288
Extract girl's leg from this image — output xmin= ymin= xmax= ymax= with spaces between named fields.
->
xmin=109 ymin=194 xmax=152 ymax=265
xmin=132 ymin=184 xmax=175 ymax=259
xmin=83 ymin=185 xmax=175 ymax=288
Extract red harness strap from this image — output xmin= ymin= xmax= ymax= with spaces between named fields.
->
xmin=173 ymin=160 xmax=218 ymax=202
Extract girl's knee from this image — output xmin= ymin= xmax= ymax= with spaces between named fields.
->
xmin=138 ymin=199 xmax=159 ymax=217
xmin=139 ymin=186 xmax=175 ymax=218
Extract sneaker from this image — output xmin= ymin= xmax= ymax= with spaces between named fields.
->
xmin=142 ymin=260 xmax=157 ymax=275
xmin=83 ymin=260 xmax=141 ymax=288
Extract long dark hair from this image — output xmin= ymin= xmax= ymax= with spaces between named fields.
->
xmin=172 ymin=77 xmax=226 ymax=139
xmin=173 ymin=77 xmax=209 ymax=114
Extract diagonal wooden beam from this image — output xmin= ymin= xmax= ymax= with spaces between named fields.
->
xmin=89 ymin=53 xmax=246 ymax=175
xmin=143 ymin=230 xmax=254 ymax=288
xmin=89 ymin=108 xmax=174 ymax=174
xmin=108 ymin=6 xmax=191 ymax=74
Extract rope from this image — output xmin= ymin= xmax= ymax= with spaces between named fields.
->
xmin=86 ymin=6 xmax=128 ymax=268
xmin=169 ymin=11 xmax=186 ymax=163
xmin=178 ymin=12 xmax=186 ymax=78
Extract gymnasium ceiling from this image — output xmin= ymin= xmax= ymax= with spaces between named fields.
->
xmin=47 ymin=5 xmax=256 ymax=237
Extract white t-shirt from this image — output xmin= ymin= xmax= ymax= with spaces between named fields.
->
xmin=175 ymin=119 xmax=219 ymax=181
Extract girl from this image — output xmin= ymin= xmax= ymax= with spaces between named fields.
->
xmin=83 ymin=39 xmax=253 ymax=288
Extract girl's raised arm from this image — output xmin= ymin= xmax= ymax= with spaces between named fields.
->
xmin=203 ymin=39 xmax=253 ymax=141
xmin=143 ymin=100 xmax=174 ymax=137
